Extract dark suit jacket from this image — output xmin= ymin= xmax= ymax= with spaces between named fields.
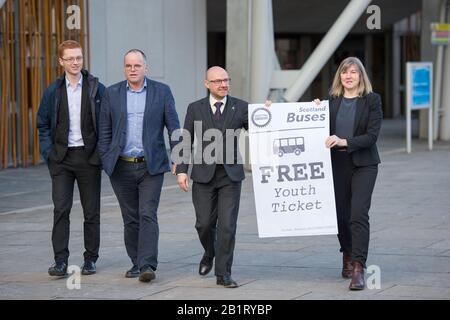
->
xmin=176 ymin=96 xmax=248 ymax=183
xmin=36 ymin=70 xmax=105 ymax=164
xmin=329 ymin=92 xmax=383 ymax=166
xmin=98 ymin=77 xmax=180 ymax=176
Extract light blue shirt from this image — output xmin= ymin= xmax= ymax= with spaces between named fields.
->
xmin=121 ymin=79 xmax=147 ymax=157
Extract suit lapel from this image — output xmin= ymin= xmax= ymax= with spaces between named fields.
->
xmin=119 ymin=81 xmax=128 ymax=127
xmin=144 ymin=78 xmax=154 ymax=121
xmin=221 ymin=96 xmax=237 ymax=133
xmin=201 ymin=97 xmax=215 ymax=131
xmin=330 ymin=96 xmax=342 ymax=134
xmin=353 ymin=96 xmax=366 ymax=135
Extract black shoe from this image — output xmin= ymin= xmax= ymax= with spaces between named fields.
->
xmin=48 ymin=262 xmax=68 ymax=277
xmin=199 ymin=257 xmax=213 ymax=276
xmin=125 ymin=265 xmax=140 ymax=278
xmin=139 ymin=267 xmax=156 ymax=283
xmin=216 ymin=275 xmax=238 ymax=288
xmin=81 ymin=261 xmax=96 ymax=275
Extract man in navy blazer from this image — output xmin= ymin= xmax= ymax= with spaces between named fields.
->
xmin=98 ymin=49 xmax=180 ymax=282
xmin=37 ymin=40 xmax=105 ymax=277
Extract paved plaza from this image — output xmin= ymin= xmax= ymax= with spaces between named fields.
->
xmin=0 ymin=119 xmax=449 ymax=300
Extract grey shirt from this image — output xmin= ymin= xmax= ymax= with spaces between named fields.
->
xmin=335 ymin=97 xmax=357 ymax=139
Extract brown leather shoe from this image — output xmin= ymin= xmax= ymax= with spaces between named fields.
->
xmin=341 ymin=252 xmax=353 ymax=279
xmin=349 ymin=261 xmax=365 ymax=290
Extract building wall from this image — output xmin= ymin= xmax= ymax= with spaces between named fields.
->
xmin=89 ymin=0 xmax=207 ymax=124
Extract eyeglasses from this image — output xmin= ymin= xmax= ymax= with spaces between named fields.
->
xmin=61 ymin=56 xmax=83 ymax=63
xmin=125 ymin=64 xmax=144 ymax=71
xmin=208 ymin=78 xmax=231 ymax=85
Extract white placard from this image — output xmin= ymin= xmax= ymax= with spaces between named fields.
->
xmin=249 ymin=101 xmax=337 ymax=238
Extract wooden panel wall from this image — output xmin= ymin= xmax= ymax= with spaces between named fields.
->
xmin=0 ymin=0 xmax=90 ymax=169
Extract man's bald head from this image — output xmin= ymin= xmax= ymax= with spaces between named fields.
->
xmin=206 ymin=66 xmax=227 ymax=80
xmin=205 ymin=66 xmax=230 ymax=100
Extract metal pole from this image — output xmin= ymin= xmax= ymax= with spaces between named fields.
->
xmin=433 ymin=0 xmax=448 ymax=140
xmin=406 ymin=63 xmax=412 ymax=154
xmin=392 ymin=31 xmax=402 ymax=117
xmin=429 ymin=63 xmax=434 ymax=151
xmin=284 ymin=0 xmax=372 ymax=102
xmin=250 ymin=0 xmax=274 ymax=102
xmin=429 ymin=101 xmax=433 ymax=150
xmin=407 ymin=105 xmax=412 ymax=153
xmin=439 ymin=1 xmax=450 ymax=140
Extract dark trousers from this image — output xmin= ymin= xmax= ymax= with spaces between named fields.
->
xmin=331 ymin=150 xmax=378 ymax=267
xmin=110 ymin=160 xmax=164 ymax=271
xmin=49 ymin=148 xmax=101 ymax=264
xmin=192 ymin=165 xmax=242 ymax=277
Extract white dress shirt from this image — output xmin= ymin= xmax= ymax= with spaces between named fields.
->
xmin=209 ymin=95 xmax=227 ymax=115
xmin=66 ymin=76 xmax=84 ymax=147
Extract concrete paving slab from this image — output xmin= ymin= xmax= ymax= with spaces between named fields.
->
xmin=378 ymin=285 xmax=450 ymax=299
xmin=141 ymin=286 xmax=300 ymax=300
xmin=0 ymin=119 xmax=449 ymax=300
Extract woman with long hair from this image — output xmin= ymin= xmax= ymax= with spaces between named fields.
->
xmin=323 ymin=56 xmax=382 ymax=290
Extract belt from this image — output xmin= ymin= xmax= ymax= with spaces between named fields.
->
xmin=119 ymin=156 xmax=145 ymax=163
xmin=68 ymin=146 xmax=85 ymax=151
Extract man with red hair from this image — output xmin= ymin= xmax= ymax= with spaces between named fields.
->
xmin=37 ymin=40 xmax=105 ymax=277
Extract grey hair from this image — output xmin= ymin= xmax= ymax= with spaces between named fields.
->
xmin=124 ymin=49 xmax=147 ymax=62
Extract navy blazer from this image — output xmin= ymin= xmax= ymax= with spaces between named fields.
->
xmin=36 ymin=70 xmax=105 ymax=163
xmin=329 ymin=92 xmax=383 ymax=167
xmin=98 ymin=78 xmax=180 ymax=176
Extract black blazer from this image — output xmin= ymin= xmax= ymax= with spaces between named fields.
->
xmin=329 ymin=92 xmax=383 ymax=166
xmin=176 ymin=96 xmax=248 ymax=183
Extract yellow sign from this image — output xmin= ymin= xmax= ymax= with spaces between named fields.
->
xmin=431 ymin=23 xmax=450 ymax=31
xmin=431 ymin=23 xmax=450 ymax=45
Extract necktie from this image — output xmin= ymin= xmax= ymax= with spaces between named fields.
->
xmin=214 ymin=102 xmax=223 ymax=121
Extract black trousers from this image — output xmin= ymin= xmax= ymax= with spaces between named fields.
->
xmin=110 ymin=160 xmax=164 ymax=271
xmin=331 ymin=149 xmax=378 ymax=267
xmin=49 ymin=148 xmax=101 ymax=264
xmin=192 ymin=165 xmax=242 ymax=277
